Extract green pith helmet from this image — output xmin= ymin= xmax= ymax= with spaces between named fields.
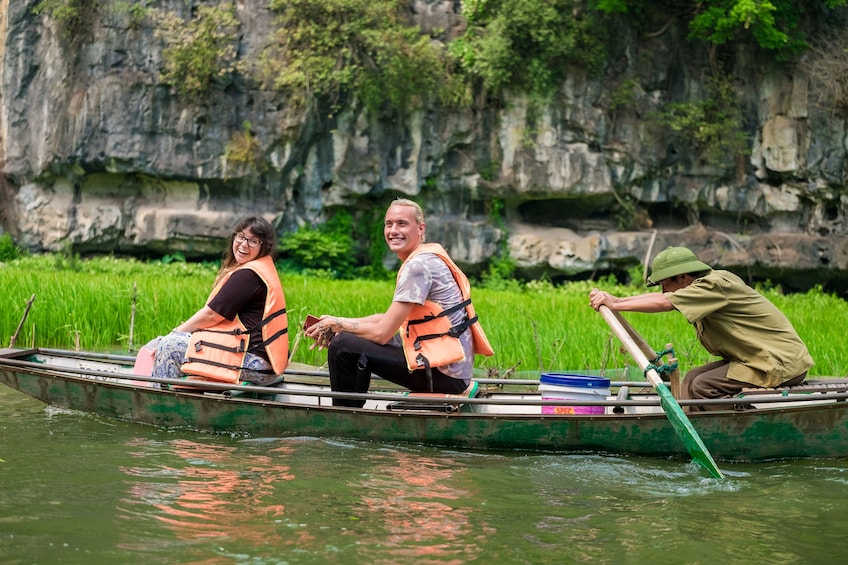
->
xmin=647 ymin=246 xmax=712 ymax=286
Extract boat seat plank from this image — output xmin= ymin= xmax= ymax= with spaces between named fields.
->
xmin=0 ymin=348 xmax=37 ymax=359
xmin=740 ymin=378 xmax=848 ymax=396
xmin=386 ymin=381 xmax=481 ymax=413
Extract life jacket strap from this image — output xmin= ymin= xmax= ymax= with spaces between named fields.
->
xmin=254 ymin=327 xmax=289 ymax=350
xmin=405 ymin=299 xmax=470 ymax=328
xmin=247 ymin=308 xmax=289 ymax=349
xmin=406 ymin=298 xmax=475 ymax=351
xmin=183 ymin=358 xmax=274 ymax=374
xmin=412 ymin=314 xmax=478 ymax=351
xmin=416 ymin=353 xmax=434 ymax=392
xmin=193 ymin=337 xmax=247 ymax=354
xmin=183 ymin=356 xmax=244 ymax=372
xmin=251 ymin=307 xmax=287 ymax=331
xmin=242 ymin=368 xmax=276 ymax=375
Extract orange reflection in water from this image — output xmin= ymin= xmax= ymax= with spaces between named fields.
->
xmin=119 ymin=438 xmax=311 ymax=549
xmin=355 ymin=450 xmax=487 ymax=564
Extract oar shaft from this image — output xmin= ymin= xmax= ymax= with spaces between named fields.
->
xmin=600 ymin=308 xmax=662 ymax=387
xmin=612 ymin=310 xmax=657 ymax=363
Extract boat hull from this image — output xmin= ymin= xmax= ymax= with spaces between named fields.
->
xmin=3 ymin=363 xmax=848 ymax=463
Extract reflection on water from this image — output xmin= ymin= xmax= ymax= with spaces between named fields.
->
xmin=115 ymin=437 xmax=487 ymax=563
xmin=2 ymin=385 xmax=848 ymax=564
xmin=118 ymin=438 xmax=305 ymax=553
xmin=353 ymin=450 xmax=479 ymax=564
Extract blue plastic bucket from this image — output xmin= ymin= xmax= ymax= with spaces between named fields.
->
xmin=539 ymin=373 xmax=611 ymax=415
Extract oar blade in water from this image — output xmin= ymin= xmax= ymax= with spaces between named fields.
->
xmin=656 ymin=382 xmax=724 ymax=479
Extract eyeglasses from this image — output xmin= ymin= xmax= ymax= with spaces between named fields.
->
xmin=234 ymin=233 xmax=263 ymax=249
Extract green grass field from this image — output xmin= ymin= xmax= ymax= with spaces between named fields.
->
xmin=2 ymin=254 xmax=846 ymax=377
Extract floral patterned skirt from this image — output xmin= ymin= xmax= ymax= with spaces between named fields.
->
xmin=152 ymin=331 xmax=281 ymax=386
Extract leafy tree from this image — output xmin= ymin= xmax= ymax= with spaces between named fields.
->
xmin=154 ymin=3 xmax=242 ymax=104
xmin=263 ymin=0 xmax=464 ymax=115
xmin=659 ymin=76 xmax=749 ymax=167
xmin=452 ymin=0 xmax=606 ymax=98
xmin=689 ymin=0 xmax=802 ymax=55
xmin=594 ymin=0 xmax=848 ymax=57
xmin=278 ymin=212 xmax=357 ymax=278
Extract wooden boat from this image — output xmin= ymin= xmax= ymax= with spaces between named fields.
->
xmin=2 ymin=346 xmax=848 ymax=465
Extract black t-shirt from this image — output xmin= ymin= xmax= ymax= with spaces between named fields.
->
xmin=207 ymin=269 xmax=268 ymax=358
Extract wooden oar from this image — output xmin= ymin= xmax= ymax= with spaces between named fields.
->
xmin=612 ymin=310 xmax=655 ymax=361
xmin=599 ymin=305 xmax=724 ymax=479
xmin=612 ymin=310 xmax=683 ymax=397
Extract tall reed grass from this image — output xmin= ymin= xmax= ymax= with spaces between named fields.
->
xmin=2 ymin=255 xmax=846 ymax=377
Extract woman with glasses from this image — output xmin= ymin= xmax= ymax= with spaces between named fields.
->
xmin=152 ymin=216 xmax=289 ymax=386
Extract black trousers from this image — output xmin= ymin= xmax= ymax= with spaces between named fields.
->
xmin=326 ymin=333 xmax=469 ymax=407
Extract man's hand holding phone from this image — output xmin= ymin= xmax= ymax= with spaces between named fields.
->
xmin=303 ymin=314 xmax=334 ymax=350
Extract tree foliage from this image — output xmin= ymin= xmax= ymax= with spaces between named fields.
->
xmin=278 ymin=212 xmax=359 ymax=279
xmin=263 ymin=0 xmax=465 ymax=115
xmin=154 ymin=3 xmax=242 ymax=104
xmin=452 ymin=0 xmax=606 ymax=98
xmin=34 ymin=0 xmax=87 ymax=23
xmin=32 ymin=0 xmax=99 ymax=40
xmin=659 ymin=76 xmax=749 ymax=167
xmin=689 ymin=0 xmax=801 ymax=54
xmin=595 ymin=0 xmax=848 ymax=57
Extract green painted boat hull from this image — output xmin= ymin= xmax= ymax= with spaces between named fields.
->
xmin=3 ymin=366 xmax=848 ymax=463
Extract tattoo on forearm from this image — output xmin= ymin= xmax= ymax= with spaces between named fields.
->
xmin=333 ymin=317 xmax=359 ymax=332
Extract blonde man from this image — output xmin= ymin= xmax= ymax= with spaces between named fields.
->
xmin=306 ymin=199 xmax=493 ymax=407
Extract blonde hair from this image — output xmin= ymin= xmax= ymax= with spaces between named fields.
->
xmin=391 ymin=198 xmax=425 ymax=225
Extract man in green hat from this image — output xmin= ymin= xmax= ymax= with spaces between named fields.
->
xmin=589 ymin=246 xmax=814 ymax=410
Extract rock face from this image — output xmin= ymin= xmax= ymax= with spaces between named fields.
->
xmin=1 ymin=0 xmax=847 ymax=293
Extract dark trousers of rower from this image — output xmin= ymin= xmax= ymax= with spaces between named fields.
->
xmin=683 ymin=359 xmax=807 ymax=411
xmin=327 ymin=333 xmax=468 ymax=407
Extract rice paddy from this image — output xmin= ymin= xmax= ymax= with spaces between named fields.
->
xmin=2 ymin=254 xmax=846 ymax=377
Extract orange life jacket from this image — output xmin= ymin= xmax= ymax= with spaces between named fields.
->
xmin=399 ymin=243 xmax=494 ymax=373
xmin=181 ymin=255 xmax=289 ymax=383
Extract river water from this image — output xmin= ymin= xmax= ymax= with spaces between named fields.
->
xmin=1 ymin=385 xmax=847 ymax=564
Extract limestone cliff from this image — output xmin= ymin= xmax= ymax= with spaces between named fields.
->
xmin=1 ymin=0 xmax=847 ymax=293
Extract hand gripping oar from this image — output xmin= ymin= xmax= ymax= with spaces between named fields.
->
xmin=598 ymin=305 xmax=724 ymax=479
